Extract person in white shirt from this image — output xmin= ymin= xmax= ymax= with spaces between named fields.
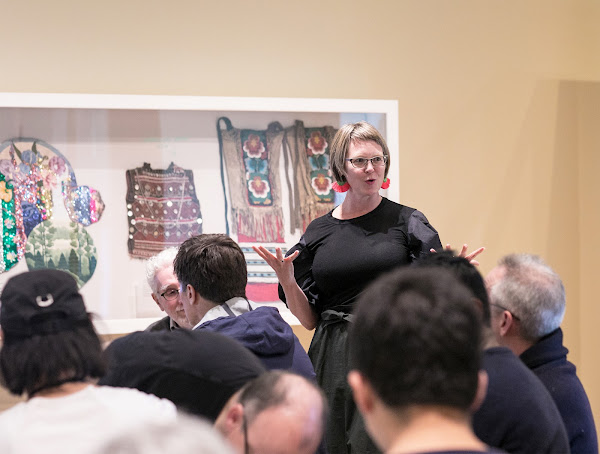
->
xmin=96 ymin=413 xmax=234 ymax=454
xmin=0 ymin=269 xmax=177 ymax=454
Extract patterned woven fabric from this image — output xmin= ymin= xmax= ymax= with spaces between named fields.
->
xmin=126 ymin=162 xmax=203 ymax=259
xmin=285 ymin=121 xmax=337 ymax=232
xmin=218 ymin=118 xmax=285 ymax=243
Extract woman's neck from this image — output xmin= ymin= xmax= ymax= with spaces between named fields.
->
xmin=333 ymin=193 xmax=382 ymax=220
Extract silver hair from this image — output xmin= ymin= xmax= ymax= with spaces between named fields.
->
xmin=145 ymin=248 xmax=179 ymax=294
xmin=95 ymin=414 xmax=235 ymax=454
xmin=489 ymin=254 xmax=566 ymax=341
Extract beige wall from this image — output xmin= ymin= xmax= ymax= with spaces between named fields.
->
xmin=2 ymin=0 xmax=600 ymax=427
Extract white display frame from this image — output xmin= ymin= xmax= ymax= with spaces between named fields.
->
xmin=0 ymin=93 xmax=399 ymax=334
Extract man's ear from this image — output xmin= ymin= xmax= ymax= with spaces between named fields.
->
xmin=470 ymin=370 xmax=489 ymax=413
xmin=348 ymin=370 xmax=375 ymax=416
xmin=222 ymin=402 xmax=244 ymax=435
xmin=186 ymin=284 xmax=196 ymax=304
xmin=151 ymin=293 xmax=165 ymax=311
xmin=498 ymin=310 xmax=516 ymax=337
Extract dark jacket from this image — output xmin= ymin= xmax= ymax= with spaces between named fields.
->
xmin=196 ymin=306 xmax=316 ymax=382
xmin=521 ymin=328 xmax=598 ymax=454
xmin=144 ymin=315 xmax=178 ymax=332
xmin=474 ymin=346 xmax=569 ymax=454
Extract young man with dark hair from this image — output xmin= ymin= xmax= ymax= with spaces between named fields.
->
xmin=0 ymin=270 xmax=176 ymax=454
xmin=215 ymin=371 xmax=327 ymax=454
xmin=173 ymin=233 xmax=315 ymax=380
xmin=414 ymin=251 xmax=569 ymax=454
xmin=348 ymin=266 xmax=502 ymax=454
xmin=174 ymin=234 xmax=248 ymax=309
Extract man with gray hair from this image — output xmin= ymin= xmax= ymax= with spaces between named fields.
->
xmin=486 ymin=253 xmax=597 ymax=454
xmin=145 ymin=247 xmax=191 ymax=331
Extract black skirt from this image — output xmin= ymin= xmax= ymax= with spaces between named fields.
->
xmin=309 ymin=316 xmax=381 ymax=454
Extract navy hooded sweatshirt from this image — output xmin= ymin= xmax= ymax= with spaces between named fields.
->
xmin=195 ymin=306 xmax=316 ymax=382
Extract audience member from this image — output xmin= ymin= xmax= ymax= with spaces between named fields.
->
xmin=414 ymin=251 xmax=569 ymax=454
xmin=144 ymin=247 xmax=191 ymax=331
xmin=173 ymin=233 xmax=315 ymax=380
xmin=215 ymin=370 xmax=326 ymax=454
xmin=0 ymin=270 xmax=177 ymax=454
xmin=100 ymin=329 xmax=265 ymax=421
xmin=95 ymin=413 xmax=234 ymax=454
xmin=348 ymin=267 xmax=505 ymax=454
xmin=486 ymin=254 xmax=598 ymax=454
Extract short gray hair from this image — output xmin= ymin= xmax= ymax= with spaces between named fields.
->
xmin=145 ymin=248 xmax=178 ymax=294
xmin=489 ymin=254 xmax=565 ymax=341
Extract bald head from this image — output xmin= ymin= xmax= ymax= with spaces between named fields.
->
xmin=215 ymin=371 xmax=326 ymax=454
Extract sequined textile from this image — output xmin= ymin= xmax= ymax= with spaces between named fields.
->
xmin=126 ymin=162 xmax=203 ymax=259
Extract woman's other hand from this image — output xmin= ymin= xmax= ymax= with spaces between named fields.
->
xmin=430 ymin=243 xmax=485 ymax=266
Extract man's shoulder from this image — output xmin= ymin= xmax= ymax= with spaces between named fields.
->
xmin=144 ymin=315 xmax=172 ymax=332
xmin=0 ymin=399 xmax=26 ymax=424
xmin=482 ymin=351 xmax=550 ymax=402
xmin=475 ymin=347 xmax=570 ymax=453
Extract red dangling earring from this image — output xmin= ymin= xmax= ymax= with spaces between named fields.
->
xmin=381 ymin=177 xmax=390 ymax=189
xmin=332 ymin=181 xmax=350 ymax=193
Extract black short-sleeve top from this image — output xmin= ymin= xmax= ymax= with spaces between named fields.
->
xmin=279 ymin=197 xmax=442 ymax=316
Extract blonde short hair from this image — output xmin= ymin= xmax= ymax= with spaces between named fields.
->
xmin=329 ymin=121 xmax=390 ymax=184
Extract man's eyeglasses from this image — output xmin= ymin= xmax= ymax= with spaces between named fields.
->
xmin=490 ymin=303 xmax=520 ymax=321
xmin=243 ymin=410 xmax=251 ymax=454
xmin=159 ymin=288 xmax=179 ymax=301
xmin=345 ymin=156 xmax=387 ymax=169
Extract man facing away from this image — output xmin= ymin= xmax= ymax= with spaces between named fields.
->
xmin=214 ymin=370 xmax=327 ymax=454
xmin=413 ymin=251 xmax=569 ymax=454
xmin=347 ymin=266 xmax=506 ymax=454
xmin=486 ymin=253 xmax=597 ymax=454
xmin=173 ymin=233 xmax=315 ymax=381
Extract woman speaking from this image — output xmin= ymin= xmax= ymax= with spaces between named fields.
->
xmin=254 ymin=121 xmax=481 ymax=453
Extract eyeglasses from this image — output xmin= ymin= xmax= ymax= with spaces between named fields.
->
xmin=243 ymin=410 xmax=250 ymax=454
xmin=345 ymin=156 xmax=387 ymax=169
xmin=490 ymin=303 xmax=520 ymax=321
xmin=159 ymin=288 xmax=179 ymax=301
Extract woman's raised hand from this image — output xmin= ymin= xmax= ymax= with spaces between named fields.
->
xmin=252 ymin=246 xmax=300 ymax=286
